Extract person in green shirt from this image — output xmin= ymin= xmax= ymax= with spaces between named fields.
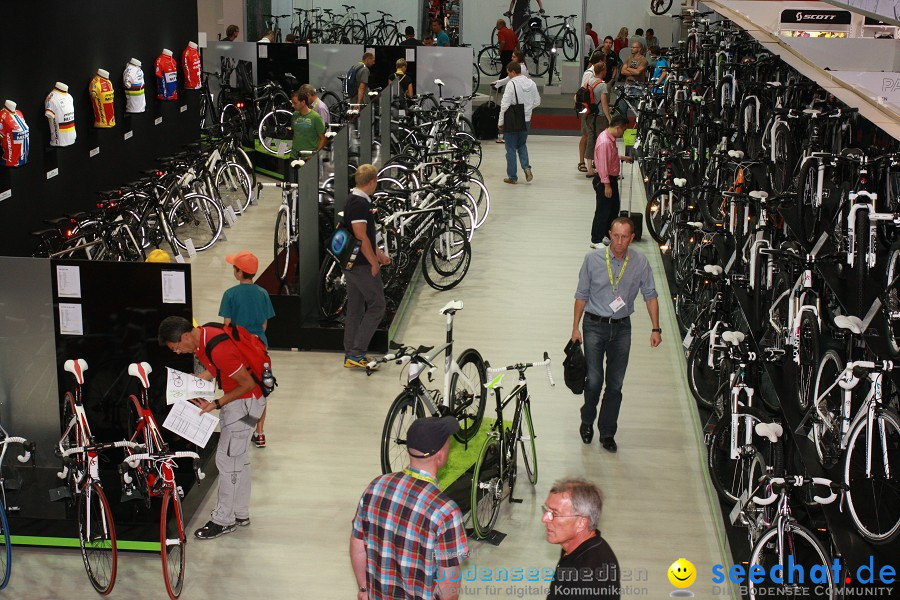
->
xmin=289 ymin=89 xmax=326 ymax=159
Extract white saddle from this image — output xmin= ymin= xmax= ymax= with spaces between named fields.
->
xmin=755 ymin=422 xmax=784 ymax=443
xmin=128 ymin=362 xmax=153 ymax=389
xmin=704 ymin=264 xmax=724 ymax=276
xmin=673 ymin=177 xmax=687 ymax=188
xmin=749 ymin=190 xmax=769 ymax=200
xmin=439 ymin=300 xmax=464 ymax=315
xmin=834 ymin=315 xmax=864 ymax=334
xmin=721 ymin=330 xmax=745 ymax=345
xmin=727 ymin=149 xmax=745 ymax=160
xmin=64 ymin=359 xmax=88 ymax=385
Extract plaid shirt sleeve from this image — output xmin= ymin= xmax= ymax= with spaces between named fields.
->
xmin=351 ymin=491 xmax=368 ymax=540
xmin=433 ymin=506 xmax=468 ymax=567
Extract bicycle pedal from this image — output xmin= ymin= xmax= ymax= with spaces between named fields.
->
xmin=48 ymin=486 xmax=73 ymax=502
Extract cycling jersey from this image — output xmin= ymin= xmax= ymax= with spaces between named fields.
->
xmin=90 ymin=71 xmax=116 ymax=128
xmin=123 ymin=60 xmax=146 ymax=113
xmin=156 ymin=50 xmax=178 ymax=100
xmin=182 ymin=42 xmax=201 ymax=90
xmin=0 ymin=105 xmax=29 ymax=167
xmin=45 ymin=84 xmax=76 ymax=147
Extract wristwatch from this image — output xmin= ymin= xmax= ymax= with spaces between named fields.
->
xmin=651 ymin=328 xmax=662 ymax=333
xmin=359 ymin=587 xmax=368 ymax=593
xmin=214 ymin=399 xmax=221 ymax=409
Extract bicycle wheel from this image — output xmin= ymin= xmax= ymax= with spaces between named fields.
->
xmin=796 ymin=310 xmax=820 ymax=414
xmin=651 ymin=0 xmax=674 ymax=15
xmin=274 ymin=207 xmax=291 ymax=282
xmin=0 ymin=502 xmax=10 ymax=590
xmin=748 ymin=522 xmax=834 ymax=600
xmin=168 ymin=194 xmax=223 ymax=251
xmin=645 ymin=189 xmax=676 ymax=244
xmin=854 ymin=208 xmax=869 ymax=315
xmin=453 ymin=132 xmax=482 ymax=170
xmin=796 ymin=158 xmax=819 ymax=246
xmin=687 ymin=332 xmax=726 ymax=413
xmin=811 ymin=349 xmax=845 ymax=467
xmin=317 ymin=255 xmax=347 ymax=320
xmin=843 ymin=408 xmax=900 ymax=544
xmin=421 ymin=227 xmax=471 ymax=291
xmin=740 ymin=97 xmax=762 ymax=160
xmin=78 ymin=482 xmax=117 ymax=595
xmin=470 ymin=438 xmax=501 ymax=540
xmin=708 ymin=408 xmax=784 ymax=503
xmin=528 ymin=47 xmax=551 ymax=77
xmin=472 ymin=61 xmax=481 ymax=92
xmin=885 ymin=242 xmax=900 ymax=358
xmin=561 ymin=30 xmax=578 ymax=62
xmin=380 ymin=392 xmax=425 ymax=474
xmin=771 ymin=122 xmax=794 ymax=195
xmin=161 ymin=488 xmax=186 ymax=599
xmin=519 ymin=402 xmax=538 ymax=485
xmin=258 ymin=109 xmax=293 ymax=157
xmin=449 ymin=349 xmax=487 ymax=442
xmin=477 ymin=46 xmax=503 ymax=77
xmin=214 ymin=162 xmax=252 ymax=215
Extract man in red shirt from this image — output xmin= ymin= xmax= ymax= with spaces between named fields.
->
xmin=158 ymin=316 xmax=265 ymax=540
xmin=496 ymin=18 xmax=519 ymax=74
xmin=585 ymin=22 xmax=599 ymax=49
xmin=591 ymin=114 xmax=633 ymax=247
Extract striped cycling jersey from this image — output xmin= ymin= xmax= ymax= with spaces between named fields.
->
xmin=45 ymin=87 xmax=76 ymax=147
xmin=123 ymin=63 xmax=146 ymax=113
xmin=0 ymin=108 xmax=29 ymax=167
xmin=89 ymin=75 xmax=116 ymax=128
xmin=155 ymin=53 xmax=178 ymax=100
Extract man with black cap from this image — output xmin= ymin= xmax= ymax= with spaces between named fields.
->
xmin=350 ymin=416 xmax=468 ymax=599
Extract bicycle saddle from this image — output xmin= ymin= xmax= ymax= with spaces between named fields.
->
xmin=721 ymin=330 xmax=745 ymax=345
xmin=686 ymin=221 xmax=704 ymax=229
xmin=673 ymin=178 xmax=687 ymax=188
xmin=703 ymin=264 xmax=724 ymax=277
xmin=727 ymin=149 xmax=744 ymax=160
xmin=834 ymin=315 xmax=864 ymax=335
xmin=439 ymin=300 xmax=464 ymax=315
xmin=64 ymin=359 xmax=89 ymax=385
xmin=128 ymin=362 xmax=153 ymax=389
xmin=433 ymin=79 xmax=445 ymax=87
xmin=749 ymin=190 xmax=769 ymax=200
xmin=754 ymin=422 xmax=784 ymax=443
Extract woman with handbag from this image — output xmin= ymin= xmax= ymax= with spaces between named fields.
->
xmin=498 ymin=61 xmax=541 ymax=184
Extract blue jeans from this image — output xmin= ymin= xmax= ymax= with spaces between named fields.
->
xmin=504 ymin=123 xmax=530 ymax=180
xmin=580 ymin=317 xmax=632 ymax=438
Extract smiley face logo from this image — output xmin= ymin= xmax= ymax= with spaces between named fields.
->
xmin=668 ymin=558 xmax=697 ymax=588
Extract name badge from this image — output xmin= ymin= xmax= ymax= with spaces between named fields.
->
xmin=609 ymin=297 xmax=626 ymax=312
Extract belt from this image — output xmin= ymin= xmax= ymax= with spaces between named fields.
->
xmin=585 ymin=313 xmax=629 ymax=323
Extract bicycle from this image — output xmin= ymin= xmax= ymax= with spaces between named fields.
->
xmin=262 ymin=13 xmax=290 ymax=43
xmin=119 ymin=362 xmax=205 ymax=599
xmin=650 ymin=0 xmax=674 ymax=15
xmin=470 ymin=353 xmax=554 ymax=540
xmin=257 ymin=157 xmax=313 ymax=283
xmin=0 ymin=423 xmax=34 ymax=590
xmin=370 ymin=300 xmax=487 ymax=474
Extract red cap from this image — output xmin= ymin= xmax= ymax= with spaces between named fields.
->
xmin=225 ymin=250 xmax=259 ymax=275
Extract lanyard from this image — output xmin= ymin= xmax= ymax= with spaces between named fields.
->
xmin=606 ymin=248 xmax=628 ymax=293
xmin=403 ymin=468 xmax=438 ymax=486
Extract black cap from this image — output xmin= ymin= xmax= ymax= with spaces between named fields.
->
xmin=407 ymin=416 xmax=459 ymax=457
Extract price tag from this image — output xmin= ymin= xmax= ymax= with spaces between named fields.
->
xmin=124 ymin=130 xmax=134 ymax=140
xmin=89 ymin=147 xmax=100 ymax=158
xmin=298 ymin=46 xmax=307 ymax=60
xmin=682 ymin=324 xmax=695 ymax=350
xmin=0 ymin=189 xmax=11 ymax=202
xmin=155 ymin=117 xmax=163 ymax=125
xmin=184 ymin=238 xmax=197 ymax=257
xmin=223 ymin=206 xmax=237 ymax=226
xmin=47 ymin=168 xmax=59 ymax=180
xmin=180 ymin=105 xmax=187 ymax=113
xmin=174 ymin=253 xmax=185 ymax=264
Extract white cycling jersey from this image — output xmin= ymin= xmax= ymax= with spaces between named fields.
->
xmin=45 ymin=85 xmax=76 ymax=147
xmin=123 ymin=61 xmax=146 ymax=113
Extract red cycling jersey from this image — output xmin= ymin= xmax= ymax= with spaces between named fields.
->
xmin=182 ymin=43 xmax=201 ymax=90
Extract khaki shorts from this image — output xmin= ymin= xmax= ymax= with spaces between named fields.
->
xmin=582 ymin=114 xmax=610 ymax=160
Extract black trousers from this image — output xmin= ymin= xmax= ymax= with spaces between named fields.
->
xmin=591 ymin=174 xmax=619 ymax=244
xmin=500 ymin=50 xmax=513 ymax=71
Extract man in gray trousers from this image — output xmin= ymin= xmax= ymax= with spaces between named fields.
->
xmin=342 ymin=164 xmax=391 ymax=369
xmin=158 ymin=316 xmax=265 ymax=539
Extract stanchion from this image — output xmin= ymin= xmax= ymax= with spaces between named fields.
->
xmin=332 ymin=124 xmax=350 ymax=224
xmin=359 ymin=99 xmax=374 ymax=164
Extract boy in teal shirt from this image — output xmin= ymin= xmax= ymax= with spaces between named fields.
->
xmin=289 ymin=89 xmax=326 ymax=159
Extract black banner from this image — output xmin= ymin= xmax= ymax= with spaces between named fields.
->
xmin=781 ymin=9 xmax=852 ymax=25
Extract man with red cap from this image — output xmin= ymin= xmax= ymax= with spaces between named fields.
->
xmin=219 ymin=250 xmax=275 ymax=448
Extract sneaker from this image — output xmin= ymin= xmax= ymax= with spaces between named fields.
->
xmin=344 ymin=355 xmax=378 ymax=370
xmin=524 ymin=168 xmax=533 ymax=182
xmin=602 ymin=236 xmax=611 ymax=245
xmin=590 ymin=241 xmax=606 ymax=249
xmin=503 ymin=178 xmax=517 ymax=184
xmin=235 ymin=516 xmax=251 ymax=527
xmin=254 ymin=433 xmax=266 ymax=448
xmin=194 ymin=520 xmax=235 ymax=540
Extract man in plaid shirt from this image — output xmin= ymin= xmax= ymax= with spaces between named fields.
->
xmin=350 ymin=417 xmax=468 ymax=599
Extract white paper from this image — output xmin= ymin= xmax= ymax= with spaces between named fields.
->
xmin=166 ymin=367 xmax=216 ymax=404
xmin=59 ymin=303 xmax=84 ymax=335
xmin=198 ymin=32 xmax=208 ymax=48
xmin=298 ymin=46 xmax=307 ymax=60
xmin=258 ymin=44 xmax=268 ymax=58
xmin=406 ymin=48 xmax=415 ymax=62
xmin=161 ymin=270 xmax=187 ymax=304
xmin=162 ymin=399 xmax=219 ymax=448
xmin=56 ymin=265 xmax=82 ymax=298
xmin=185 ymin=238 xmax=197 ymax=257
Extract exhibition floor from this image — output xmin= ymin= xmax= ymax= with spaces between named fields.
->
xmin=8 ymin=136 xmax=729 ymax=598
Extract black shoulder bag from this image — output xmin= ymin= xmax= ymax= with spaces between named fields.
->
xmin=503 ymin=80 xmax=527 ymax=132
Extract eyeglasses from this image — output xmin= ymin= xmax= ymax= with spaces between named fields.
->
xmin=541 ymin=505 xmax=584 ymax=521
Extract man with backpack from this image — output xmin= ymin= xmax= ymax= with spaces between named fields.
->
xmin=158 ymin=316 xmax=271 ymax=540
xmin=576 ymin=56 xmax=611 ymax=178
xmin=347 ymin=52 xmax=376 ymax=106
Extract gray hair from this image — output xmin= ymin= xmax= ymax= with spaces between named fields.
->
xmin=549 ymin=478 xmax=604 ymax=529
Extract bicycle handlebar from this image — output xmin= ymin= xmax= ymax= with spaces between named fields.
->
xmin=485 ymin=352 xmax=554 ymax=386
xmin=1 ymin=436 xmax=33 ymax=463
xmin=752 ymin=476 xmax=844 ymax=506
xmin=60 ymin=440 xmax=145 ymax=458
xmin=123 ymin=451 xmax=206 ymax=481
xmin=366 ymin=344 xmax=436 ymax=375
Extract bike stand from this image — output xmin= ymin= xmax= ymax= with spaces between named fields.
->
xmin=465 ymin=528 xmax=506 ymax=546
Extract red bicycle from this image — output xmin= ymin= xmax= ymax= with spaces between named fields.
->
xmin=118 ymin=362 xmax=205 ymax=599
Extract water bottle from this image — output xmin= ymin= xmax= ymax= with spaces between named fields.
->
xmin=261 ymin=362 xmax=276 ymax=394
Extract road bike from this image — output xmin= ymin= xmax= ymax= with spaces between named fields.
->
xmin=262 ymin=13 xmax=290 ymax=43
xmin=470 ymin=353 xmax=553 ymax=540
xmin=119 ymin=362 xmax=205 ymax=599
xmin=371 ymin=301 xmax=486 ymax=474
xmin=0 ymin=423 xmax=33 ymax=590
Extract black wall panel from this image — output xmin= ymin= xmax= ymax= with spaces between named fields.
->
xmin=0 ymin=1 xmax=199 ymax=257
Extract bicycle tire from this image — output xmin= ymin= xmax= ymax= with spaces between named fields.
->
xmin=472 ymin=61 xmax=481 ymax=92
xmin=885 ymin=242 xmax=900 ymax=358
xmin=843 ymin=407 xmax=900 ymax=544
xmin=0 ymin=502 xmax=10 ymax=590
xmin=740 ymin=97 xmax=762 ymax=160
xmin=561 ymin=30 xmax=578 ymax=62
xmin=258 ymin=109 xmax=293 ymax=157
xmin=529 ymin=47 xmax=551 ymax=77
xmin=686 ymin=331 xmax=722 ymax=412
xmin=317 ymin=254 xmax=347 ymax=320
xmin=855 ymin=208 xmax=869 ymax=315
xmin=78 ymin=482 xmax=117 ymax=595
xmin=796 ymin=310 xmax=820 ymax=414
xmin=470 ymin=438 xmax=501 ymax=540
xmin=453 ymin=132 xmax=482 ymax=170
xmin=650 ymin=0 xmax=674 ymax=15
xmin=796 ymin=158 xmax=819 ymax=246
xmin=274 ymin=207 xmax=291 ymax=282
xmin=519 ymin=402 xmax=538 ymax=485
xmin=421 ymin=227 xmax=471 ymax=291
xmin=215 ymin=161 xmax=253 ymax=215
xmin=748 ymin=522 xmax=834 ymax=600
xmin=811 ymin=348 xmax=845 ymax=467
xmin=380 ymin=392 xmax=425 ymax=474
xmin=161 ymin=488 xmax=186 ymax=599
xmin=771 ymin=122 xmax=793 ymax=195
xmin=449 ymin=349 xmax=487 ymax=442
xmin=645 ymin=189 xmax=676 ymax=244
xmin=708 ymin=407 xmax=784 ymax=504
xmin=477 ymin=46 xmax=503 ymax=78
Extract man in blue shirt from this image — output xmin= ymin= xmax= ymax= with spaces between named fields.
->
xmin=432 ymin=19 xmax=450 ymax=46
xmin=649 ymin=46 xmax=668 ymax=94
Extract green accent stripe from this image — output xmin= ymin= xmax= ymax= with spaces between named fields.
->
xmin=9 ymin=536 xmax=159 ymax=551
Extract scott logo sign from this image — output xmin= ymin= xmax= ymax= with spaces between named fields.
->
xmin=796 ymin=12 xmax=835 ymax=21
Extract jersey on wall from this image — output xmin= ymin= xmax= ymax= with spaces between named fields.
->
xmin=89 ymin=71 xmax=116 ymax=128
xmin=156 ymin=51 xmax=178 ymax=101
xmin=182 ymin=43 xmax=201 ymax=90
xmin=0 ymin=106 xmax=29 ymax=167
xmin=45 ymin=85 xmax=76 ymax=147
xmin=123 ymin=61 xmax=146 ymax=113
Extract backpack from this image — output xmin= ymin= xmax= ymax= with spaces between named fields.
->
xmin=575 ymin=79 xmax=604 ymax=115
xmin=345 ymin=63 xmax=364 ymax=97
xmin=202 ymin=322 xmax=277 ymax=397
